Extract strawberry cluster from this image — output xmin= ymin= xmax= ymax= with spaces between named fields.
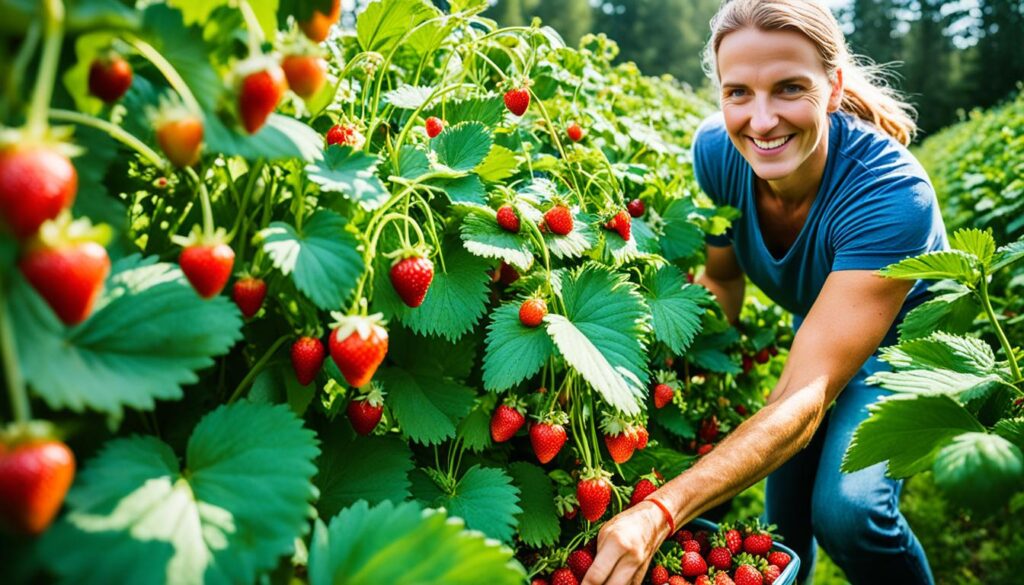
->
xmin=647 ymin=520 xmax=793 ymax=585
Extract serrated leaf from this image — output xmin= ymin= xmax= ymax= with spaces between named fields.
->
xmin=432 ymin=466 xmax=521 ymax=544
xmin=645 ymin=267 xmax=710 ymax=354
xmin=475 ymin=145 xmax=520 ymax=182
xmin=42 ymin=402 xmax=319 ymax=585
xmin=660 ymin=199 xmax=704 ymax=261
xmin=426 ymin=95 xmax=505 ymax=127
xmin=306 ymin=146 xmax=391 ymax=210
xmin=879 ymin=332 xmax=997 ymax=375
xmin=377 ymin=367 xmax=476 ymax=446
xmin=356 ymin=0 xmax=438 ymax=54
xmin=315 ymin=424 xmax=414 ymax=518
xmin=868 ymin=369 xmax=1005 ymax=401
xmin=545 ymin=265 xmax=649 ymax=415
xmin=995 ymin=418 xmax=1024 ymax=450
xmin=543 ymin=212 xmax=598 ymax=260
xmin=842 ymin=394 xmax=984 ymax=476
xmin=632 ymin=218 xmax=661 ymax=254
xmin=460 ymin=212 xmax=534 ymax=270
xmin=457 ymin=402 xmax=493 ymax=452
xmin=12 ymin=256 xmax=242 ymax=418
xmin=384 ymin=85 xmax=435 ymax=109
xmin=482 ymin=303 xmax=554 ymax=391
xmin=398 ymin=146 xmax=431 ymax=179
xmin=949 ymin=228 xmax=996 ymax=265
xmin=307 ymin=500 xmax=525 ymax=585
xmin=687 ymin=348 xmax=742 ymax=374
xmin=205 ymin=113 xmax=323 ymax=162
xmin=432 ymin=122 xmax=493 ymax=172
xmin=898 ymin=288 xmax=979 ymax=340
xmin=171 ymin=0 xmax=278 ymax=42
xmin=142 ymin=4 xmax=222 ymax=110
xmin=879 ymin=250 xmax=980 ymax=284
xmin=992 ymin=239 xmax=1024 ymax=272
xmin=258 ymin=210 xmax=364 ymax=311
xmin=932 ymin=432 xmax=1024 ymax=514
xmin=652 ymin=403 xmax=696 ymax=438
xmin=507 ymin=462 xmax=560 ymax=548
xmin=434 ymin=175 xmax=487 ymax=206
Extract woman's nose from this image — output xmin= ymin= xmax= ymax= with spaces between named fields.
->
xmin=749 ymin=96 xmax=779 ymax=136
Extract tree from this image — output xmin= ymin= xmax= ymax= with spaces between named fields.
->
xmin=532 ymin=0 xmax=594 ymax=47
xmin=969 ymin=0 xmax=1024 ymax=109
xmin=843 ymin=0 xmax=901 ymax=65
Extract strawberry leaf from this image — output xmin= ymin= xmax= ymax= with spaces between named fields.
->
xmin=482 ymin=302 xmax=554 ymax=392
xmin=475 ymin=145 xmax=521 ymax=182
xmin=432 ymin=121 xmax=493 ymax=172
xmin=508 ymin=462 xmax=560 ymax=548
xmin=384 ymin=85 xmax=435 ymax=109
xmin=314 ymin=424 xmax=414 ymax=518
xmin=426 ymin=95 xmax=506 ymax=127
xmin=457 ymin=401 xmax=494 ymax=452
xmin=356 ymin=0 xmax=439 ymax=54
xmin=141 ymin=4 xmax=223 ymax=110
xmin=307 ymin=500 xmax=525 ymax=585
xmin=306 ymin=146 xmax=390 ymax=210
xmin=206 ymin=113 xmax=324 ymax=162
xmin=259 ymin=210 xmax=364 ymax=311
xmin=660 ymin=199 xmax=705 ymax=261
xmin=644 ymin=267 xmax=711 ymax=354
xmin=416 ymin=465 xmax=522 ymax=544
xmin=398 ymin=145 xmax=431 ymax=179
xmin=42 ymin=402 xmax=319 ymax=585
xmin=949 ymin=228 xmax=997 ymax=266
xmin=377 ymin=366 xmax=476 ymax=446
xmin=897 ymin=285 xmax=978 ymax=341
xmin=543 ymin=211 xmax=598 ymax=260
xmin=932 ymin=432 xmax=1024 ymax=514
xmin=632 ymin=218 xmax=661 ymax=254
xmin=460 ymin=212 xmax=535 ymax=270
xmin=435 ymin=175 xmax=487 ymax=206
xmin=992 ymin=238 xmax=1024 ymax=271
xmin=878 ymin=332 xmax=998 ymax=375
xmin=12 ymin=256 xmax=242 ymax=419
xmin=879 ymin=250 xmax=980 ymax=285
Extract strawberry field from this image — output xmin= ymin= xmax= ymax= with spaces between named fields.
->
xmin=1 ymin=1 xmax=1022 ymax=584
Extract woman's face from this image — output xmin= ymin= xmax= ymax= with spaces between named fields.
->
xmin=716 ymin=27 xmax=843 ymax=188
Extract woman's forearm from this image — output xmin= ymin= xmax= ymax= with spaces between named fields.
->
xmin=697 ymin=272 xmax=745 ymax=323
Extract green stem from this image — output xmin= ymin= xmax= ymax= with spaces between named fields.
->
xmin=49 ymin=109 xmax=166 ymax=169
xmin=184 ymin=167 xmax=215 ymax=239
xmin=237 ymin=0 xmax=265 ymax=56
xmin=0 ymin=281 xmax=31 ymax=423
xmin=4 ymin=21 xmax=40 ymax=120
xmin=26 ymin=0 xmax=64 ymax=140
xmin=125 ymin=34 xmax=202 ymax=114
xmin=979 ymin=267 xmax=1022 ymax=381
xmin=228 ymin=334 xmax=289 ymax=404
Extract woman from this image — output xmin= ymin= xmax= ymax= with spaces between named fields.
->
xmin=582 ymin=1 xmax=945 ymax=584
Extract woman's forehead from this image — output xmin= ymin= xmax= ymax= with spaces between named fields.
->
xmin=717 ymin=27 xmax=827 ymax=84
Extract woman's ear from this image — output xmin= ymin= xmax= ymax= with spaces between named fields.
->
xmin=827 ymin=67 xmax=844 ymax=112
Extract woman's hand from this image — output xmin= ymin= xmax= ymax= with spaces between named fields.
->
xmin=581 ymin=500 xmax=674 ymax=585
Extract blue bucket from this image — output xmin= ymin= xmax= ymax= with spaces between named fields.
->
xmin=686 ymin=518 xmax=801 ymax=585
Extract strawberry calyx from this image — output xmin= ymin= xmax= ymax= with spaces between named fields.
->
xmin=598 ymin=411 xmax=634 ymax=438
xmin=328 ymin=311 xmax=388 ymax=344
xmin=171 ymin=224 xmax=231 ymax=250
xmin=534 ymin=409 xmax=569 ymax=427
xmin=0 ymin=420 xmax=64 ymax=449
xmin=0 ymin=125 xmax=83 ymax=158
xmin=351 ymin=381 xmax=386 ymax=408
xmin=21 ymin=212 xmax=111 ymax=254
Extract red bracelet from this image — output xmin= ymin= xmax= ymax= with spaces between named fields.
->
xmin=645 ymin=496 xmax=675 ymax=534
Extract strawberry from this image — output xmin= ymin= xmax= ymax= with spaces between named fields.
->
xmin=604 ymin=209 xmax=631 ymax=241
xmin=707 ymin=547 xmax=732 ymax=571
xmin=543 ymin=205 xmax=573 ymax=235
xmin=668 ymin=577 xmax=691 ymax=585
xmin=347 ymin=388 xmax=384 ymax=435
xmin=724 ymin=529 xmax=743 ymax=555
xmin=654 ymin=383 xmax=674 ymax=409
xmin=519 ymin=298 xmax=547 ymax=327
xmin=674 ymin=529 xmax=693 ymax=545
xmin=495 ymin=260 xmax=520 ymax=285
xmin=550 ymin=567 xmax=578 ymax=585
xmin=532 ymin=579 xmax=550 ymax=585
xmin=425 ymin=116 xmax=444 ymax=138
xmin=496 ymin=204 xmax=520 ymax=232
xmin=0 ymin=439 xmax=75 ymax=535
xmin=733 ymin=565 xmax=763 ymax=585
xmin=156 ymin=113 xmax=204 ymax=167
xmin=743 ymin=533 xmax=772 ymax=556
xmin=567 ymin=549 xmax=593 ymax=579
xmin=236 ymin=59 xmax=287 ymax=134
xmin=682 ymin=540 xmax=702 ymax=553
xmin=231 ymin=276 xmax=267 ymax=318
xmin=299 ymin=0 xmax=341 ymax=42
xmin=699 ymin=416 xmax=719 ymax=443
xmin=282 ymin=54 xmax=327 ymax=99
xmin=490 ymin=403 xmax=526 ymax=442
xmin=529 ymin=421 xmax=566 ymax=464
xmin=628 ymin=478 xmax=657 ymax=507
xmin=329 ymin=314 xmax=389 ymax=387
xmin=741 ymin=354 xmax=754 ymax=374
xmin=680 ymin=552 xmax=707 ymax=578
xmin=713 ymin=573 xmax=734 ymax=585
xmin=766 ymin=551 xmax=790 ymax=570
xmin=389 ymin=254 xmax=434 ymax=308
xmin=763 ymin=566 xmax=781 ymax=585
xmin=504 ymin=86 xmax=530 ymax=116
xmin=291 ymin=336 xmax=325 ymax=385
xmin=627 ymin=198 xmax=645 ymax=218
xmin=180 ymin=243 xmax=235 ymax=298
xmin=735 ymin=404 xmax=749 ymax=416
xmin=0 ymin=146 xmax=77 ymax=239
xmin=566 ymin=122 xmax=584 ymax=142
xmin=755 ymin=348 xmax=771 ymax=364
xmin=20 ymin=240 xmax=109 ymax=325
xmin=635 ymin=425 xmax=649 ymax=449
xmin=577 ymin=474 xmax=612 ymax=522
xmin=88 ymin=53 xmax=132 ymax=102
xmin=695 ymin=531 xmax=711 ymax=555
xmin=697 ymin=443 xmax=713 ymax=456
xmin=603 ymin=430 xmax=637 ymax=464
xmin=651 ymin=565 xmax=670 ymax=585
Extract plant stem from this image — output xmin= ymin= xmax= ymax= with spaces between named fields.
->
xmin=125 ymin=34 xmax=203 ymax=114
xmin=237 ymin=0 xmax=265 ymax=56
xmin=227 ymin=334 xmax=289 ymax=404
xmin=185 ymin=167 xmax=215 ymax=239
xmin=4 ymin=21 xmax=40 ymax=121
xmin=0 ymin=281 xmax=31 ymax=423
xmin=979 ymin=267 xmax=1022 ymax=381
xmin=26 ymin=0 xmax=64 ymax=140
xmin=49 ymin=109 xmax=166 ymax=169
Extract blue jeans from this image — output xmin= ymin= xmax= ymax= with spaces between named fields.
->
xmin=764 ymin=355 xmax=934 ymax=585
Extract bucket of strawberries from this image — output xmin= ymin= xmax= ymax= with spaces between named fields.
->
xmin=645 ymin=518 xmax=799 ymax=585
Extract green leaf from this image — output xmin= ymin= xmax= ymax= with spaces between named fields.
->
xmin=142 ymin=4 xmax=222 ymax=110
xmin=428 ymin=466 xmax=521 ymax=544
xmin=644 ymin=267 xmax=710 ymax=354
xmin=868 ymin=369 xmax=1005 ymax=401
xmin=898 ymin=287 xmax=979 ymax=341
xmin=507 ymin=462 xmax=560 ymax=548
xmin=315 ymin=424 xmax=414 ymax=518
xmin=205 ymin=113 xmax=324 ymax=162
xmin=475 ymin=145 xmax=521 ymax=182
xmin=995 ymin=418 xmax=1024 ymax=450
xmin=932 ymin=432 xmax=1024 ymax=514
xmin=306 ymin=146 xmax=391 ymax=210
xmin=307 ymin=501 xmax=525 ymax=585
xmin=652 ymin=403 xmax=696 ymax=439
xmin=434 ymin=175 xmax=487 ymax=206
xmin=992 ymin=239 xmax=1024 ymax=271
xmin=258 ymin=210 xmax=364 ymax=311
xmin=377 ymin=367 xmax=476 ymax=446
xmin=482 ymin=303 xmax=554 ymax=392
xmin=879 ymin=332 xmax=997 ymax=375
xmin=879 ymin=250 xmax=980 ymax=284
xmin=171 ymin=0 xmax=278 ymax=41
xmin=432 ymin=122 xmax=493 ymax=172
xmin=949 ymin=228 xmax=996 ymax=265
xmin=398 ymin=146 xmax=431 ymax=179
xmin=356 ymin=0 xmax=438 ymax=54
xmin=660 ymin=199 xmax=704 ymax=261
xmin=841 ymin=394 xmax=985 ymax=476
xmin=457 ymin=402 xmax=493 ymax=452
xmin=543 ymin=212 xmax=598 ymax=260
xmin=546 ymin=265 xmax=649 ymax=415
xmin=43 ymin=402 xmax=319 ymax=585
xmin=384 ymin=85 xmax=435 ymax=109
xmin=427 ymin=95 xmax=506 ymax=127
xmin=460 ymin=212 xmax=534 ymax=270
xmin=12 ymin=256 xmax=242 ymax=418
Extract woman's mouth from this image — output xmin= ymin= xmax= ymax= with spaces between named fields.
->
xmin=749 ymin=134 xmax=793 ymax=153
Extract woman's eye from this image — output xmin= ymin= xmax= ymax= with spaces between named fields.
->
xmin=782 ymin=84 xmax=803 ymax=94
xmin=726 ymin=88 xmax=746 ymax=98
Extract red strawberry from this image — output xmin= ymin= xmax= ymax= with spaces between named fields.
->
xmin=755 ymin=348 xmax=771 ymax=364
xmin=504 ymin=87 xmax=530 ymax=116
xmin=635 ymin=426 xmax=649 ymax=449
xmin=763 ymin=566 xmax=781 ymax=585
xmin=425 ymin=116 xmax=444 ymax=138
xmin=88 ymin=53 xmax=132 ymax=102
xmin=550 ymin=567 xmax=578 ymax=585
xmin=496 ymin=204 xmax=520 ymax=232
xmin=654 ymin=383 xmax=674 ymax=409
xmin=628 ymin=478 xmax=657 ymax=507
xmin=766 ymin=551 xmax=790 ymax=570
xmin=519 ymin=298 xmax=547 ymax=328
xmin=603 ymin=431 xmax=637 ymax=464
xmin=697 ymin=443 xmax=713 ymax=456
xmin=326 ymin=124 xmax=356 ymax=147
xmin=651 ymin=565 xmax=670 ymax=585
xmin=707 ymin=547 xmax=732 ymax=571
xmin=0 ymin=146 xmax=77 ymax=239
xmin=713 ymin=574 xmax=733 ymax=585
xmin=769 ymin=346 xmax=779 ymax=356
xmin=577 ymin=475 xmax=612 ymax=522
xmin=604 ymin=210 xmax=631 ymax=241
xmin=329 ymin=315 xmax=389 ymax=387
xmin=695 ymin=531 xmax=711 ymax=555
xmin=20 ymin=240 xmax=110 ymax=325
xmin=674 ymin=529 xmax=693 ymax=545
xmin=680 ymin=551 xmax=707 ymax=578
xmin=741 ymin=354 xmax=754 ymax=374
xmin=544 ymin=205 xmax=574 ymax=235
xmin=724 ymin=529 xmax=743 ymax=554
xmin=490 ymin=404 xmax=525 ymax=442
xmin=232 ymin=276 xmax=267 ymax=318
xmin=389 ymin=254 xmax=434 ymax=308
xmin=347 ymin=395 xmax=383 ymax=435
xmin=734 ymin=565 xmax=763 ymax=585
xmin=156 ymin=113 xmax=204 ymax=167
xmin=529 ymin=422 xmax=566 ymax=464
xmin=699 ymin=416 xmax=719 ymax=443
xmin=743 ymin=533 xmax=773 ymax=556
xmin=0 ymin=439 xmax=75 ymax=535
xmin=496 ymin=261 xmax=520 ymax=285
xmin=668 ymin=577 xmax=691 ymax=585
xmin=237 ymin=60 xmax=287 ymax=134
xmin=291 ymin=336 xmax=325 ymax=385
xmin=735 ymin=404 xmax=749 ymax=416
xmin=682 ymin=540 xmax=701 ymax=553
xmin=180 ymin=243 xmax=235 ymax=298
xmin=282 ymin=55 xmax=327 ymax=99
xmin=627 ymin=198 xmax=645 ymax=218
xmin=298 ymin=0 xmax=341 ymax=42
xmin=566 ymin=122 xmax=584 ymax=142
xmin=532 ymin=579 xmax=550 ymax=585
xmin=567 ymin=549 xmax=593 ymax=579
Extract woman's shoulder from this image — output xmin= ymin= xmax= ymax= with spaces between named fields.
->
xmin=832 ymin=111 xmax=930 ymax=186
xmin=693 ymin=112 xmax=729 ymax=149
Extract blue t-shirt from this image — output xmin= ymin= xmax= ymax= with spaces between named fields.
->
xmin=692 ymin=111 xmax=948 ymax=346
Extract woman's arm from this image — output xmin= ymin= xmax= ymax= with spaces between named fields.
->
xmin=698 ymin=244 xmax=745 ymax=323
xmin=581 ymin=270 xmax=914 ymax=585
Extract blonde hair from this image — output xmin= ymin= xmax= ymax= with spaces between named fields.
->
xmin=702 ymin=0 xmax=917 ymax=145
